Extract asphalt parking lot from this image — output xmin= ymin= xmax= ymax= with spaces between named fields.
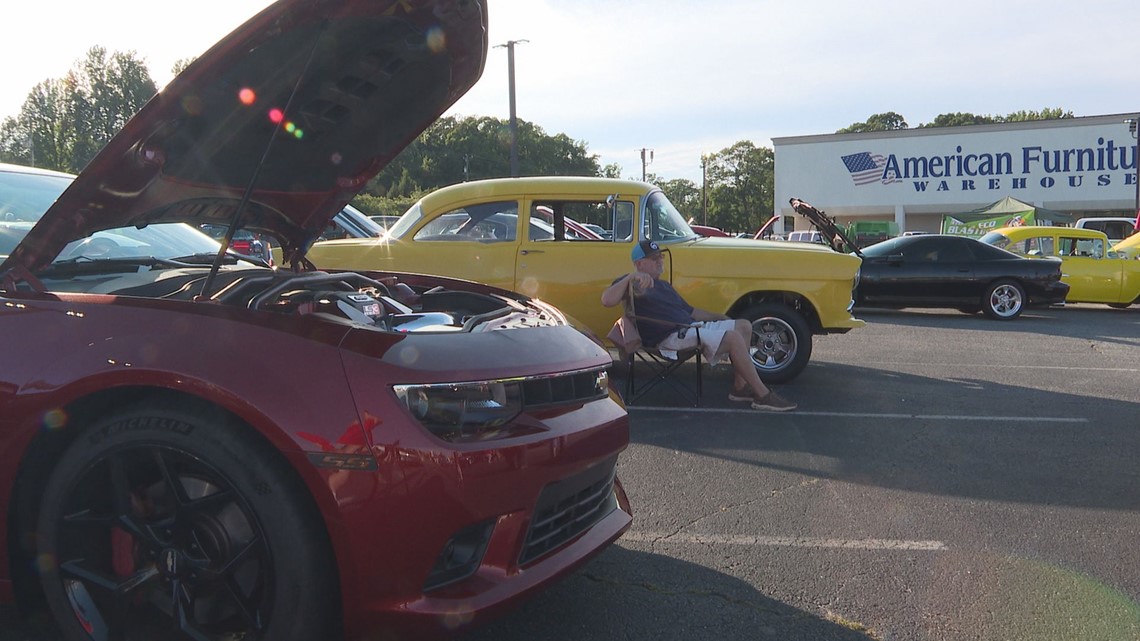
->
xmin=461 ymin=303 xmax=1140 ymax=641
xmin=5 ymin=304 xmax=1138 ymax=641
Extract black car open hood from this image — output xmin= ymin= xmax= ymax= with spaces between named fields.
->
xmin=789 ymin=198 xmax=863 ymax=258
xmin=3 ymin=0 xmax=487 ymax=273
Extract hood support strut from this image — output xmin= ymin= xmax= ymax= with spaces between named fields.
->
xmin=789 ymin=198 xmax=863 ymax=257
xmin=197 ymin=19 xmax=330 ymax=301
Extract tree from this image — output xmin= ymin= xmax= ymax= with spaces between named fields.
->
xmin=0 ymin=47 xmax=156 ymax=172
xmin=703 ymin=141 xmax=775 ymax=233
xmin=654 ymin=177 xmax=701 ymax=223
xmin=919 ymin=112 xmax=998 ymax=128
xmin=71 ymin=48 xmax=157 ymax=168
xmin=836 ymin=112 xmax=909 ymax=134
xmin=0 ymin=79 xmax=71 ymax=169
xmin=918 ymin=108 xmax=1073 ymax=128
xmin=1001 ymin=108 xmax=1073 ymax=122
xmin=600 ymin=162 xmax=623 ymax=179
xmin=363 ymin=115 xmax=603 ymax=200
xmin=171 ymin=58 xmax=195 ymax=76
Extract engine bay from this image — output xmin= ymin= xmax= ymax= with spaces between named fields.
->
xmin=30 ymin=263 xmax=566 ymax=333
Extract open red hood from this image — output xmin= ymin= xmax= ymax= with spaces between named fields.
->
xmin=4 ymin=0 xmax=487 ymax=273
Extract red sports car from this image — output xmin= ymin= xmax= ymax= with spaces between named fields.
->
xmin=0 ymin=2 xmax=631 ymax=640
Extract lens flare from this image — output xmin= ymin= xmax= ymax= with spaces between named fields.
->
xmin=180 ymin=94 xmax=203 ymax=116
xmin=426 ymin=27 xmax=446 ymax=53
xmin=239 ymin=88 xmax=256 ymax=105
xmin=42 ymin=408 xmax=67 ymax=430
xmin=268 ymin=108 xmax=284 ymax=124
xmin=36 ymin=553 xmax=57 ymax=573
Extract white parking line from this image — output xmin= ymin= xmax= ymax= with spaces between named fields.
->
xmin=855 ymin=361 xmax=1140 ymax=373
xmin=622 ymin=531 xmax=948 ymax=551
xmin=627 ymin=407 xmax=1088 ymax=422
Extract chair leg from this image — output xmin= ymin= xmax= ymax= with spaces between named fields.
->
xmin=625 ymin=353 xmax=635 ymax=405
xmin=686 ymin=328 xmax=703 ymax=407
xmin=627 ymin=350 xmax=701 ymax=407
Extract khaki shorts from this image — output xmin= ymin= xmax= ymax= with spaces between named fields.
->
xmin=655 ymin=319 xmax=738 ymax=365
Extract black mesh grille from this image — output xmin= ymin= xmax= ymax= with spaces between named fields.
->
xmin=520 ymin=456 xmax=618 ymax=565
xmin=521 ymin=369 xmax=607 ymax=409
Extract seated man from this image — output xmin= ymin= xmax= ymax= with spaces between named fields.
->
xmin=601 ymin=240 xmax=796 ymax=412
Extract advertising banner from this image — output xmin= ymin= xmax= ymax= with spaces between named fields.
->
xmin=941 ymin=211 xmax=1035 ymax=237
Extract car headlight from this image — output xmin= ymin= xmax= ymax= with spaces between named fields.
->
xmin=394 ymin=380 xmax=523 ymax=441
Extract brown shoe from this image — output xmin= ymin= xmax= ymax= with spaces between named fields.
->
xmin=751 ymin=392 xmax=797 ymax=412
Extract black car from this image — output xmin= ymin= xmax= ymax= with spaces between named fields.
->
xmin=855 ymin=234 xmax=1069 ymax=319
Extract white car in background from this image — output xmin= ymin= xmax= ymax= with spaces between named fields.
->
xmin=787 ymin=230 xmax=824 ymax=244
xmin=1075 ymin=217 xmax=1136 ymax=243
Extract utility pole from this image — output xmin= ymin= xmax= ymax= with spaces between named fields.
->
xmin=495 ymin=39 xmax=528 ymax=177
xmin=24 ymin=133 xmax=34 ymax=167
xmin=639 ymin=148 xmax=653 ymax=182
xmin=701 ymin=154 xmax=708 ymax=226
xmin=1127 ymin=117 xmax=1139 ymax=229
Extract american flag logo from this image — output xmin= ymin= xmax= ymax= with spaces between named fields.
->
xmin=841 ymin=152 xmax=896 ymax=186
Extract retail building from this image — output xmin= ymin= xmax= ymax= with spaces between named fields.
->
xmin=773 ymin=113 xmax=1139 ymax=234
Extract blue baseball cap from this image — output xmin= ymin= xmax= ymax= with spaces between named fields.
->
xmin=631 ymin=240 xmax=661 ymax=261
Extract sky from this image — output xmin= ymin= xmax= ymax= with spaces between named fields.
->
xmin=4 ymin=0 xmax=1139 ymax=183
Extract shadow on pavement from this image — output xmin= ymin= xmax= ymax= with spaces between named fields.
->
xmin=2 ymin=545 xmax=877 ymax=641
xmin=459 ymin=545 xmax=876 ymax=641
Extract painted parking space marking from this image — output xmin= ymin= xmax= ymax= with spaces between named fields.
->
xmin=622 ymin=531 xmax=948 ymax=551
xmin=854 ymin=361 xmax=1140 ymax=373
xmin=627 ymin=407 xmax=1088 ymax=422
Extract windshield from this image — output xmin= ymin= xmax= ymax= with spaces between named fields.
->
xmin=53 ymin=223 xmax=225 ymax=264
xmin=332 ymin=203 xmax=385 ymax=239
xmin=388 ymin=201 xmax=424 ymax=238
xmin=0 ymin=169 xmax=75 ymax=257
xmin=1 ymin=166 xmax=234 ymax=266
xmin=859 ymin=235 xmax=921 ymax=257
xmin=642 ymin=191 xmax=696 ymax=242
xmin=978 ymin=231 xmax=1010 ymax=249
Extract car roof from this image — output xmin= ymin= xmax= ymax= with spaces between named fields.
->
xmin=1112 ymin=229 xmax=1140 ymax=250
xmin=2 ymin=0 xmax=488 ymax=274
xmin=416 ymin=176 xmax=657 ymax=212
xmin=992 ymin=226 xmax=1110 ymax=241
xmin=1076 ymin=216 xmax=1134 ymax=224
xmin=0 ymin=163 xmax=74 ymax=180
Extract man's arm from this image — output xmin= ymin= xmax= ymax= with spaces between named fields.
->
xmin=601 ymin=272 xmax=653 ymax=307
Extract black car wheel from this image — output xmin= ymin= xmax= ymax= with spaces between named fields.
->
xmin=742 ymin=303 xmax=812 ymax=384
xmin=36 ymin=401 xmax=338 ymax=641
xmin=983 ymin=279 xmax=1025 ymax=320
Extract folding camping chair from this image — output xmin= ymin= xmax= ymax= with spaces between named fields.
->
xmin=606 ymin=282 xmax=703 ymax=407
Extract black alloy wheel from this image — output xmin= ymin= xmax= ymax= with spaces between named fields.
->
xmin=36 ymin=401 xmax=337 ymax=641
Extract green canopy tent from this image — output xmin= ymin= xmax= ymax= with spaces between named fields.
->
xmin=941 ymin=196 xmax=1075 ymax=237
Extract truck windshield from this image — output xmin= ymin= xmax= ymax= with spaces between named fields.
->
xmin=642 ymin=191 xmax=696 ymax=242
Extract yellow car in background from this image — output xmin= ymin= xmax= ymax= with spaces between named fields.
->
xmin=306 ymin=177 xmax=864 ymax=383
xmin=979 ymin=226 xmax=1140 ymax=308
xmin=1111 ymin=228 xmax=1140 ymax=260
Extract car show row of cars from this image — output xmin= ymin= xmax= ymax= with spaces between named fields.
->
xmin=0 ymin=1 xmax=1136 ymax=640
xmin=0 ymin=3 xmax=634 ymax=641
